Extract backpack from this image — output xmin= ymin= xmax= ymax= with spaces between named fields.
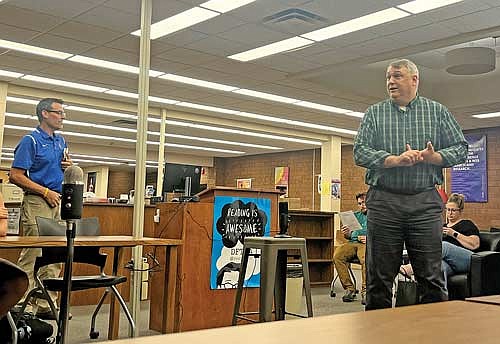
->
xmin=0 ymin=312 xmax=53 ymax=344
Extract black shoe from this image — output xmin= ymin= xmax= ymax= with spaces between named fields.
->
xmin=37 ymin=310 xmax=72 ymax=321
xmin=342 ymin=290 xmax=356 ymax=302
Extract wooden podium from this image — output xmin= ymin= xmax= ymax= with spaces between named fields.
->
xmin=150 ymin=187 xmax=280 ymax=332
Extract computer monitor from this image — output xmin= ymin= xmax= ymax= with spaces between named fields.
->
xmin=162 ymin=163 xmax=204 ymax=196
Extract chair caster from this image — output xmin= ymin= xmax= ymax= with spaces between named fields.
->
xmin=89 ymin=330 xmax=99 ymax=339
xmin=330 ymin=290 xmax=336 ymax=297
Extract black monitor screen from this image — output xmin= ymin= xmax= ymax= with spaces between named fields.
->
xmin=162 ymin=163 xmax=204 ymax=196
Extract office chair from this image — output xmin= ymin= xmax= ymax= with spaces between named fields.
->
xmin=330 ymin=256 xmax=360 ymax=298
xmin=16 ymin=217 xmax=135 ymax=339
xmin=0 ymin=258 xmax=28 ymax=344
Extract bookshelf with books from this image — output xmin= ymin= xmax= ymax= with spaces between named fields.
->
xmin=288 ymin=210 xmax=336 ymax=286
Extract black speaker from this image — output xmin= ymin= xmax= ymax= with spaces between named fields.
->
xmin=278 ymin=202 xmax=290 ymax=237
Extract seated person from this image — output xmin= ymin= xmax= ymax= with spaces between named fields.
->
xmin=333 ymin=192 xmax=367 ymax=304
xmin=441 ymin=193 xmax=480 ymax=285
xmin=400 ymin=193 xmax=480 ymax=287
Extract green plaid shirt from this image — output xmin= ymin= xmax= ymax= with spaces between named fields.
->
xmin=353 ymin=95 xmax=467 ymax=194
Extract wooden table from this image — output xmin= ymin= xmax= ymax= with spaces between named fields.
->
xmin=0 ymin=235 xmax=182 ymax=339
xmin=108 ymin=301 xmax=500 ymax=344
xmin=466 ymin=294 xmax=500 ymax=306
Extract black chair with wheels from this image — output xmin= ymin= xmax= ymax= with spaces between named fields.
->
xmin=330 ymin=256 xmax=360 ymax=298
xmin=16 ymin=217 xmax=136 ymax=339
xmin=448 ymin=231 xmax=500 ymax=300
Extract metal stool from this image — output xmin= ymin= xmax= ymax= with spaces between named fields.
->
xmin=232 ymin=236 xmax=313 ymax=324
xmin=330 ymin=256 xmax=361 ymax=297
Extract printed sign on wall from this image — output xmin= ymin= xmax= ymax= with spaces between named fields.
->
xmin=451 ymin=135 xmax=488 ymax=202
xmin=210 ymin=196 xmax=271 ymax=289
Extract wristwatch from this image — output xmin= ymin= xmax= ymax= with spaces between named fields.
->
xmin=453 ymin=232 xmax=459 ymax=238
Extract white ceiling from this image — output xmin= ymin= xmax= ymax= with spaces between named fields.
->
xmin=1 ymin=0 xmax=500 ymax=169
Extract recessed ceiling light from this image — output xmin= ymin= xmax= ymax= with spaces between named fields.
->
xmin=294 ymin=101 xmax=351 ymax=114
xmin=397 ymin=0 xmax=464 ymax=14
xmin=232 ymin=89 xmax=299 ymax=104
xmin=22 ymin=75 xmax=109 ymax=93
xmin=0 ymin=39 xmax=72 ymax=59
xmin=228 ymin=36 xmax=314 ymax=61
xmin=176 ymin=102 xmax=240 ymax=114
xmin=159 ymin=73 xmax=238 ymax=92
xmin=200 ymin=0 xmax=256 ymax=13
xmin=472 ymin=112 xmax=500 ymax=119
xmin=0 ymin=69 xmax=23 ymax=78
xmin=132 ymin=7 xmax=219 ymax=40
xmin=69 ymin=55 xmax=164 ymax=77
xmin=302 ymin=8 xmax=409 ymax=42
xmin=166 ymin=119 xmax=322 ymax=145
xmin=6 ymin=96 xmax=38 ymax=105
xmin=165 ymin=133 xmax=281 ymax=150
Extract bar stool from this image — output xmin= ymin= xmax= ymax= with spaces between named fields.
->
xmin=232 ymin=236 xmax=313 ymax=324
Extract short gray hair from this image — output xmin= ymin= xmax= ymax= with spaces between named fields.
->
xmin=36 ymin=98 xmax=64 ymax=122
xmin=388 ymin=59 xmax=419 ymax=77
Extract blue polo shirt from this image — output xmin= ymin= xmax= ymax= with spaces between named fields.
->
xmin=12 ymin=127 xmax=67 ymax=192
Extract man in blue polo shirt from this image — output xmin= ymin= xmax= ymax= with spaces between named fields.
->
xmin=10 ymin=97 xmax=72 ymax=319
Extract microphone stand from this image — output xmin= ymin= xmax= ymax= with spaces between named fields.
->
xmin=56 ymin=220 xmax=76 ymax=344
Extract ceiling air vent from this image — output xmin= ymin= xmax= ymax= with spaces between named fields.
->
xmin=262 ymin=8 xmax=328 ymax=25
xmin=110 ymin=119 xmax=137 ymax=127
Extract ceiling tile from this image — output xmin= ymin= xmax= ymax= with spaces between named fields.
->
xmin=218 ymin=23 xmax=291 ymax=46
xmin=256 ymin=53 xmax=324 ymax=73
xmin=6 ymin=0 xmax=100 ymax=19
xmin=73 ymin=5 xmax=140 ymax=33
xmin=157 ymin=47 xmax=219 ymax=66
xmin=29 ymin=33 xmax=95 ymax=55
xmin=49 ymin=20 xmax=124 ymax=45
xmin=0 ymin=4 xmax=65 ymax=32
xmin=184 ymin=35 xmax=251 ymax=57
xmin=0 ymin=23 xmax=40 ymax=42
xmin=155 ymin=29 xmax=209 ymax=48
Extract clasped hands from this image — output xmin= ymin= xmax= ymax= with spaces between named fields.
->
xmin=385 ymin=142 xmax=441 ymax=167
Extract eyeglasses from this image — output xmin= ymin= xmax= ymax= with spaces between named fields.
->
xmin=45 ymin=109 xmax=66 ymax=116
xmin=358 ymin=201 xmax=365 ymax=206
xmin=446 ymin=208 xmax=461 ymax=213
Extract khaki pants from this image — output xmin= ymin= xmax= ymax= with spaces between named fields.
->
xmin=333 ymin=242 xmax=366 ymax=294
xmin=17 ymin=194 xmax=62 ymax=313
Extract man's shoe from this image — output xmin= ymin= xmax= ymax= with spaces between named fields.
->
xmin=342 ymin=290 xmax=356 ymax=302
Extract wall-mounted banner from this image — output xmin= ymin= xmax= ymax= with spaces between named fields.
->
xmin=451 ymin=134 xmax=487 ymax=202
xmin=210 ymin=196 xmax=271 ymax=289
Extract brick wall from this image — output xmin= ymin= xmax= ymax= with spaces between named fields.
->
xmin=215 ymin=149 xmax=321 ymax=210
xmin=107 ymin=170 xmax=134 ymax=198
xmin=340 ymin=145 xmax=367 ymax=212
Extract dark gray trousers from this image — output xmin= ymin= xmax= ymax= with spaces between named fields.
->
xmin=365 ymin=187 xmax=447 ymax=310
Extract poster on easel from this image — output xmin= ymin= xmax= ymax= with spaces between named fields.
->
xmin=210 ymin=196 xmax=271 ymax=289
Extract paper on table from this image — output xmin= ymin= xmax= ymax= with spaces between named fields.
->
xmin=339 ymin=210 xmax=362 ymax=231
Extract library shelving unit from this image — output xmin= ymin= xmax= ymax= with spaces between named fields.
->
xmin=288 ymin=210 xmax=336 ymax=287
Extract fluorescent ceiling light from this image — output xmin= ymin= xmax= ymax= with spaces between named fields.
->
xmin=159 ymin=73 xmax=238 ymax=92
xmin=0 ymin=39 xmax=72 ymax=59
xmin=69 ymin=55 xmax=164 ymax=77
xmin=397 ymin=0 xmax=464 ymax=14
xmin=72 ymin=153 xmax=136 ymax=163
xmin=472 ymin=112 xmax=500 ymax=119
xmin=346 ymin=111 xmax=365 ymax=118
xmin=232 ymin=89 xmax=299 ymax=104
xmin=22 ymin=75 xmax=109 ymax=93
xmin=148 ymin=96 xmax=178 ymax=105
xmin=176 ymin=102 xmax=240 ymax=114
xmin=0 ymin=69 xmax=23 ymax=78
xmin=65 ymin=105 xmax=137 ymax=119
xmin=200 ymin=0 xmax=256 ymax=13
xmin=295 ymin=101 xmax=351 ymax=114
xmin=72 ymin=158 xmax=121 ymax=165
xmin=104 ymin=89 xmax=139 ymax=99
xmin=132 ymin=7 xmax=219 ymax=40
xmin=236 ymin=112 xmax=358 ymax=136
xmin=228 ymin=36 xmax=314 ymax=61
xmin=166 ymin=119 xmax=322 ymax=145
xmin=164 ymin=142 xmax=244 ymax=154
xmin=165 ymin=133 xmax=281 ymax=150
xmin=302 ymin=8 xmax=409 ymax=42
xmin=6 ymin=96 xmax=38 ymax=105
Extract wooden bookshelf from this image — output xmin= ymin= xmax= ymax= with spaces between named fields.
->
xmin=288 ymin=210 xmax=336 ymax=287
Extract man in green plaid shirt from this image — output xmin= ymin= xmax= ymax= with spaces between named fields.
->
xmin=353 ymin=59 xmax=467 ymax=310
